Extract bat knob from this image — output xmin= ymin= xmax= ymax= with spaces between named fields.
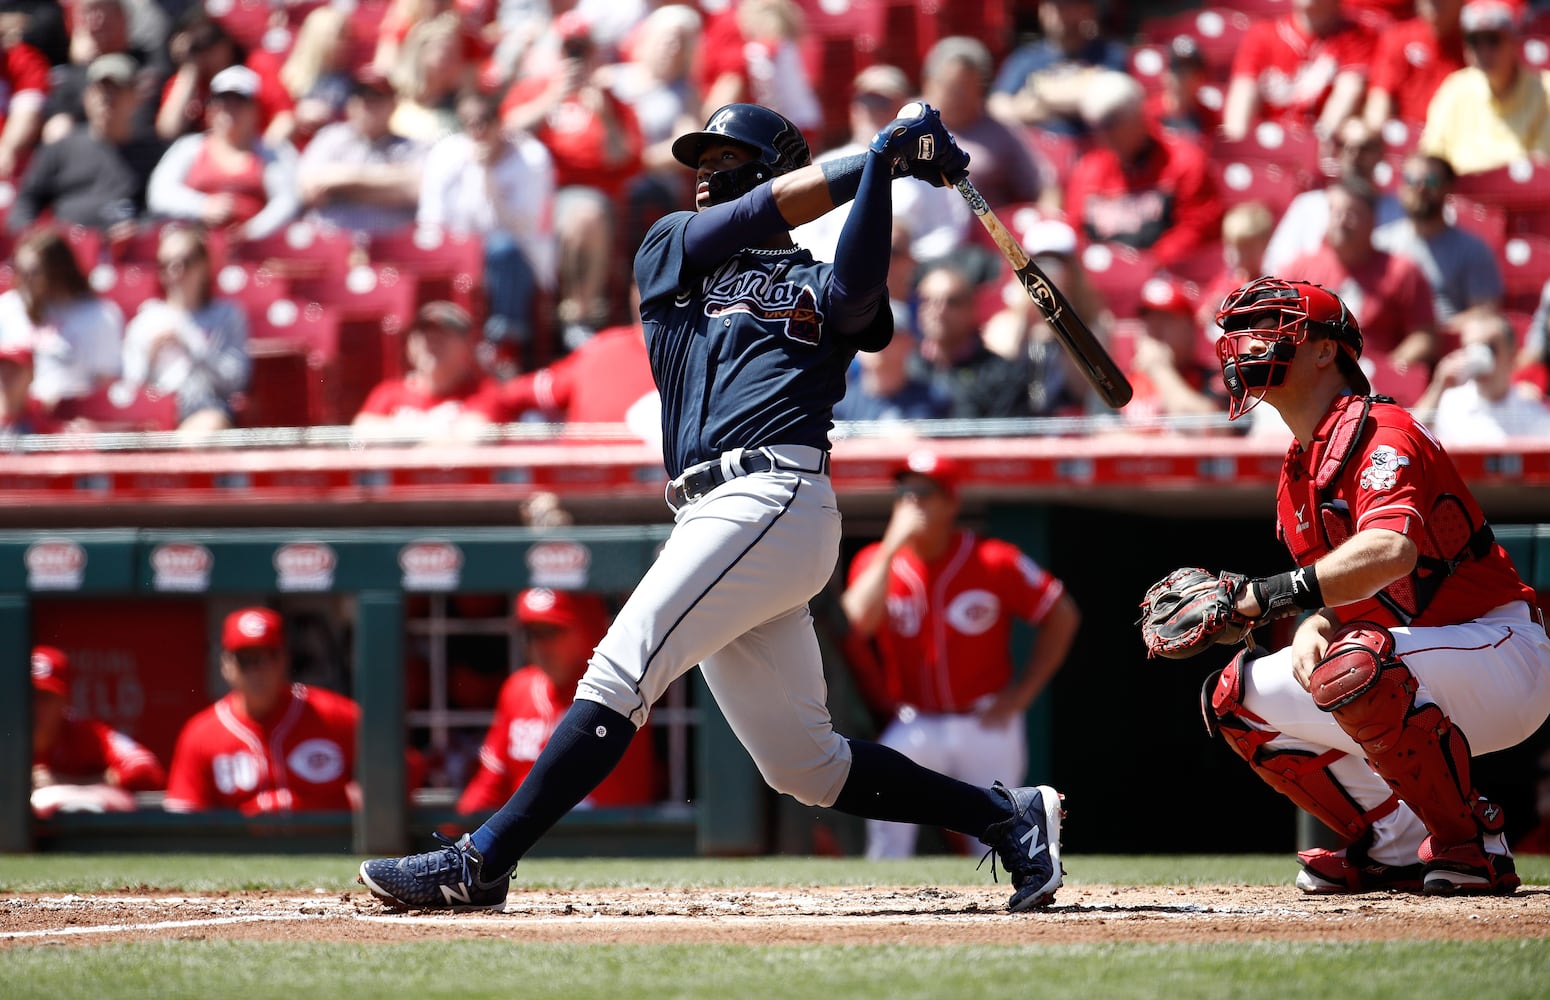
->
xmin=896 ymin=102 xmax=925 ymax=120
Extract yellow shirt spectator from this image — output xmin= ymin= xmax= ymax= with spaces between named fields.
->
xmin=1420 ymin=65 xmax=1550 ymax=175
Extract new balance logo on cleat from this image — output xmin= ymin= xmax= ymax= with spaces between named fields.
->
xmin=1020 ymin=826 xmax=1046 ymax=859
xmin=439 ymin=883 xmax=473 ymax=906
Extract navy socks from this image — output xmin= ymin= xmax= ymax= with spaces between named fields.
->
xmin=831 ymin=739 xmax=1010 ymax=840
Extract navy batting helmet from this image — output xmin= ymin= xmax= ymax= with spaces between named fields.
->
xmin=671 ymin=103 xmax=811 ymax=175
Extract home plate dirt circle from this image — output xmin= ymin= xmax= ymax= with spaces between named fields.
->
xmin=3 ymin=885 xmax=1547 ymax=948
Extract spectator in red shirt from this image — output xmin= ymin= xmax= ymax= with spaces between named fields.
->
xmin=0 ymin=34 xmax=50 ymax=178
xmin=695 ymin=0 xmax=821 ymax=131
xmin=497 ymin=295 xmax=660 ymax=446
xmin=354 ymin=301 xmax=505 ymax=440
xmin=841 ymin=450 xmax=1080 ymax=858
xmin=1284 ymin=177 xmax=1439 ymax=392
xmin=502 ymin=12 xmax=645 ymax=340
xmin=31 ymin=644 xmax=165 ymax=817
xmin=165 ymin=608 xmax=362 ymax=814
xmin=1065 ymin=71 xmax=1223 ymax=269
xmin=1363 ymin=0 xmax=1467 ymax=129
xmin=1223 ymin=0 xmax=1377 ymax=143
xmin=457 ymin=588 xmax=661 ymax=815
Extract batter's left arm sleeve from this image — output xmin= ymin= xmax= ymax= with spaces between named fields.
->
xmin=827 ymin=150 xmax=893 ymax=340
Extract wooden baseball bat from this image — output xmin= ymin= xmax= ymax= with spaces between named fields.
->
xmin=952 ymin=178 xmax=1133 ymax=409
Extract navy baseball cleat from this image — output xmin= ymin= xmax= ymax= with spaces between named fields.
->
xmin=358 ymin=833 xmax=513 ymax=910
xmin=979 ymin=782 xmax=1064 ymax=912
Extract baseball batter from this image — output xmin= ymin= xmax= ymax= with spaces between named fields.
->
xmin=843 ymin=450 xmax=1080 ymax=858
xmin=361 ymin=102 xmax=1065 ymax=913
xmin=1147 ymin=277 xmax=1550 ymax=894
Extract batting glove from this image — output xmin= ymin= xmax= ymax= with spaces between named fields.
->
xmin=868 ymin=102 xmax=970 ymax=187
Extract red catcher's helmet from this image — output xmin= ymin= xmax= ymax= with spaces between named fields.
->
xmin=1213 ymin=277 xmax=1370 ymax=419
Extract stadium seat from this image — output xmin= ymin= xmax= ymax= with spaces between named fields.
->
xmin=1136 ymin=7 xmax=1253 ymax=78
xmin=1501 ymin=235 xmax=1550 ymax=313
xmin=90 ymin=262 xmax=160 ymax=320
xmin=1217 ymin=159 xmax=1306 ymax=221
xmin=290 ymin=263 xmax=418 ymax=418
xmin=1451 ymin=160 xmax=1550 ymax=211
xmin=239 ymin=343 xmax=316 ymax=429
xmin=1081 ymin=242 xmax=1156 ymax=319
xmin=1022 ymin=127 xmax=1084 ymax=189
xmin=365 ymin=225 xmax=484 ymax=316
xmin=226 ymin=221 xmax=359 ymax=285
xmin=213 ymin=262 xmax=291 ymax=323
xmin=246 ymin=300 xmax=342 ymax=424
xmin=1209 ymin=123 xmax=1321 ymax=185
xmin=1446 ymin=197 xmax=1507 ymax=254
xmin=53 ymin=383 xmax=178 ymax=432
xmin=207 ymin=0 xmax=281 ymax=54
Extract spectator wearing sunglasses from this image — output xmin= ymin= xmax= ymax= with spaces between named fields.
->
xmin=1374 ymin=153 xmax=1503 ymax=327
xmin=1420 ymin=0 xmax=1550 ymax=174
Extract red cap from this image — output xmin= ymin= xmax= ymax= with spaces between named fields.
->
xmin=515 ymin=588 xmax=608 ymax=638
xmin=222 ymin=607 xmax=284 ymax=651
xmin=895 ymin=449 xmax=961 ymax=496
xmin=31 ymin=645 xmax=70 ymax=697
xmin=1139 ymin=277 xmax=1197 ymax=317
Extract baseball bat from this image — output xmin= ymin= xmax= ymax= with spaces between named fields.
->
xmin=952 ymin=178 xmax=1133 ymax=409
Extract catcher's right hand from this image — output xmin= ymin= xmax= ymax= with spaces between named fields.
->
xmin=1138 ymin=567 xmax=1258 ymax=660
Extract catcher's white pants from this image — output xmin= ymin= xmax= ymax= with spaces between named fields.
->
xmin=576 ymin=446 xmax=854 ymax=808
xmin=865 ymin=704 xmax=1027 ymax=859
xmin=1240 ymin=601 xmax=1550 ymax=864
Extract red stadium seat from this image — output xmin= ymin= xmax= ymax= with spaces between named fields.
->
xmin=290 ymin=263 xmax=418 ymax=417
xmin=53 ymin=383 xmax=178 ymax=432
xmin=239 ymin=344 xmax=315 ymax=429
xmin=90 ymin=262 xmax=161 ymax=320
xmin=1209 ymin=123 xmax=1321 ymax=182
xmin=226 ymin=221 xmax=359 ymax=285
xmin=365 ymin=225 xmax=484 ymax=315
xmin=1451 ymin=160 xmax=1550 ymax=212
xmin=1022 ymin=127 xmax=1085 ymax=189
xmin=1501 ymin=235 xmax=1550 ymax=313
xmin=1136 ymin=7 xmax=1254 ymax=78
xmin=1081 ymin=242 xmax=1157 ymax=319
xmin=247 ymin=300 xmax=342 ymax=424
xmin=1217 ymin=159 xmax=1306 ymax=220
xmin=1447 ymin=197 xmax=1507 ymax=254
xmin=213 ymin=262 xmax=291 ymax=322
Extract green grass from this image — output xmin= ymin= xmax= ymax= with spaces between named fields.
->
xmin=4 ymin=855 xmax=1548 ymax=1000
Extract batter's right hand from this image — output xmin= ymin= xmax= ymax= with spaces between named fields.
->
xmin=868 ymin=102 xmax=970 ymax=187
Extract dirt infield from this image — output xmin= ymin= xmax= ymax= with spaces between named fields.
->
xmin=4 ymin=885 xmax=1547 ymax=948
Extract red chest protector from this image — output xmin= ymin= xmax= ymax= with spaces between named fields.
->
xmin=1275 ymin=395 xmax=1494 ymax=625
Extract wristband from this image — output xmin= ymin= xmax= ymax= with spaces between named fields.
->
xmin=1251 ymin=565 xmax=1324 ymax=616
xmin=821 ymin=153 xmax=868 ymax=205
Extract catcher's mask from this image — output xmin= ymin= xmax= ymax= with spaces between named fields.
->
xmin=671 ymin=103 xmax=811 ymax=205
xmin=1213 ymin=277 xmax=1370 ymax=419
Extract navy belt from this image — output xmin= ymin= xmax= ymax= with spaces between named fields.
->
xmin=667 ymin=446 xmax=831 ymax=509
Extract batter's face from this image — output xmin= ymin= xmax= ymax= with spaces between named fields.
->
xmin=694 ymin=142 xmax=757 ymax=210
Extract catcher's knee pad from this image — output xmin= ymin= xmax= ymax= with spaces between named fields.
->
xmin=1205 ymin=650 xmax=1392 ymax=840
xmin=1310 ymin=621 xmax=1484 ymax=847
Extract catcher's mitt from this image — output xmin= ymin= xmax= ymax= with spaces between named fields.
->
xmin=1138 ymin=567 xmax=1257 ymax=660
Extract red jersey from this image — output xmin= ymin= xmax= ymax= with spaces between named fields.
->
xmin=1230 ymin=14 xmax=1376 ymax=128
xmin=164 ymin=684 xmax=359 ymax=814
xmin=500 ymin=77 xmax=644 ymax=199
xmin=1368 ymin=17 xmax=1466 ymax=125
xmin=498 ymin=324 xmax=655 ymax=423
xmin=0 ymin=40 xmax=48 ymax=118
xmin=847 ymin=532 xmax=1066 ymax=714
xmin=36 ymin=714 xmax=165 ymax=791
xmin=183 ymin=140 xmax=269 ymax=227
xmin=1064 ymin=129 xmax=1223 ymax=267
xmin=1275 ymin=395 xmax=1534 ymax=628
xmin=456 ymin=667 xmax=659 ymax=812
xmin=1282 ymin=245 xmax=1435 ymax=358
xmin=356 ymin=374 xmax=505 ymax=424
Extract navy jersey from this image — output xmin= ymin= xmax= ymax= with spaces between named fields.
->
xmin=635 ymin=211 xmax=892 ymax=477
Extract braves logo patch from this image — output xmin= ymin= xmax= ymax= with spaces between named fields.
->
xmin=1359 ymin=445 xmax=1410 ymax=491
xmin=704 ymin=263 xmax=824 ymax=345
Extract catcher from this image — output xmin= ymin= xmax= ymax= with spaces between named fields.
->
xmin=1139 ymin=277 xmax=1550 ymax=895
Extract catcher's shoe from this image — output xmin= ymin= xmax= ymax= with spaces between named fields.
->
xmin=978 ymin=782 xmax=1064 ymax=912
xmin=1418 ymin=837 xmax=1522 ymax=896
xmin=1295 ymin=846 xmax=1424 ymax=894
xmin=358 ymin=833 xmax=513 ymax=910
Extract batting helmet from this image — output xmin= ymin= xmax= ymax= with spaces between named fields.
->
xmin=671 ymin=103 xmax=812 ymax=175
xmin=1214 ymin=277 xmax=1369 ymax=419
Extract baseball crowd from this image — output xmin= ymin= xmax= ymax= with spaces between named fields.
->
xmin=0 ymin=0 xmax=1548 ymax=443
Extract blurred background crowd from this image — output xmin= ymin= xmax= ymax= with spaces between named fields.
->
xmin=1 ymin=0 xmax=1550 ymax=446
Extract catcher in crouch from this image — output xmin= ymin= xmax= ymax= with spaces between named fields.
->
xmin=1139 ymin=277 xmax=1550 ymax=895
